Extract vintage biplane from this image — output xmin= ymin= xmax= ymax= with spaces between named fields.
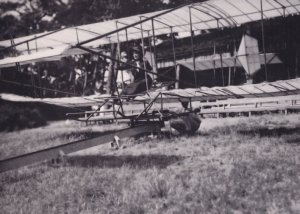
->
xmin=1 ymin=0 xmax=300 ymax=172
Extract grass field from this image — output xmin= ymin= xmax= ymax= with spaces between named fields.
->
xmin=1 ymin=114 xmax=300 ymax=213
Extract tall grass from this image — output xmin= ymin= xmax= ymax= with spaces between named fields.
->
xmin=1 ymin=114 xmax=300 ymax=213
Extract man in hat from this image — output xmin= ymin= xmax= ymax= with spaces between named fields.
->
xmin=121 ymin=45 xmax=153 ymax=96
xmin=117 ymin=51 xmax=134 ymax=88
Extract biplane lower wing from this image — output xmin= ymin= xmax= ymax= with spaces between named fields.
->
xmin=133 ymin=78 xmax=300 ymax=102
xmin=0 ymin=93 xmax=102 ymax=108
xmin=1 ymin=78 xmax=300 ymax=108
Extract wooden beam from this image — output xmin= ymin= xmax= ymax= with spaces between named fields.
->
xmin=0 ymin=122 xmax=163 ymax=173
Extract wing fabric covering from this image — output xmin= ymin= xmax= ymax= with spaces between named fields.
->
xmin=1 ymin=78 xmax=300 ymax=107
xmin=0 ymin=0 xmax=299 ymax=67
xmin=238 ymin=34 xmax=261 ymax=76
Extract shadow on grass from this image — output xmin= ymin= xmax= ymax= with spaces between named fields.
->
xmin=238 ymin=127 xmax=300 ymax=137
xmin=63 ymin=128 xmax=160 ymax=141
xmin=67 ymin=154 xmax=184 ymax=169
xmin=286 ymin=137 xmax=300 ymax=143
xmin=62 ymin=130 xmax=113 ymax=139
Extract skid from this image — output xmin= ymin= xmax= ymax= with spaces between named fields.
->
xmin=0 ymin=122 xmax=163 ymax=173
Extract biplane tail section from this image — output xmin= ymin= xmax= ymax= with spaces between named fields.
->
xmin=237 ymin=34 xmax=261 ymax=78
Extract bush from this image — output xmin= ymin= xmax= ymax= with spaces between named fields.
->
xmin=0 ymin=104 xmax=46 ymax=132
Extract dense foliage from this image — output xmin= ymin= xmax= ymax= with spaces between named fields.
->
xmin=0 ymin=0 xmax=202 ymax=40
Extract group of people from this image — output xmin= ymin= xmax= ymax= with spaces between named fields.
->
xmin=25 ymin=44 xmax=154 ymax=98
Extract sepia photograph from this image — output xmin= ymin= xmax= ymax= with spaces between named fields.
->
xmin=0 ymin=0 xmax=300 ymax=213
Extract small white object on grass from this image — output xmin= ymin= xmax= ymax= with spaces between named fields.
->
xmin=111 ymin=135 xmax=121 ymax=149
xmin=65 ymin=119 xmax=71 ymax=125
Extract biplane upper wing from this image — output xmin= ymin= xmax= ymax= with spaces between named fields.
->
xmin=0 ymin=0 xmax=299 ymax=68
xmin=0 ymin=46 xmax=68 ymax=68
xmin=0 ymin=46 xmax=101 ymax=68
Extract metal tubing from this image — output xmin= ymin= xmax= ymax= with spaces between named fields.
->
xmin=213 ymin=40 xmax=216 ymax=84
xmin=151 ymin=18 xmax=158 ymax=74
xmin=26 ymin=42 xmax=31 ymax=54
xmin=9 ymin=37 xmax=22 ymax=91
xmin=115 ymin=21 xmax=124 ymax=89
xmin=220 ymin=53 xmax=225 ymax=86
xmin=139 ymin=17 xmax=149 ymax=92
xmin=281 ymin=7 xmax=290 ymax=79
xmin=170 ymin=27 xmax=177 ymax=80
xmin=233 ymin=39 xmax=237 ymax=82
xmin=260 ymin=0 xmax=268 ymax=81
xmin=134 ymin=92 xmax=161 ymax=121
xmin=77 ymin=3 xmax=189 ymax=46
xmin=228 ymin=67 xmax=231 ymax=85
xmin=190 ymin=6 xmax=225 ymax=28
xmin=147 ymin=31 xmax=154 ymax=72
xmin=34 ymin=36 xmax=38 ymax=52
xmin=189 ymin=7 xmax=197 ymax=87
xmin=86 ymin=99 xmax=109 ymax=121
xmin=175 ymin=65 xmax=180 ymax=89
xmin=125 ymin=28 xmax=130 ymax=56
xmin=216 ymin=20 xmax=225 ymax=86
xmin=205 ymin=2 xmax=238 ymax=25
xmin=143 ymin=16 xmax=171 ymax=28
xmin=77 ymin=45 xmax=195 ymax=87
xmin=75 ymin=28 xmax=80 ymax=44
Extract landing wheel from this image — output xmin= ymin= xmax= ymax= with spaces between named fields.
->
xmin=169 ymin=113 xmax=201 ymax=135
